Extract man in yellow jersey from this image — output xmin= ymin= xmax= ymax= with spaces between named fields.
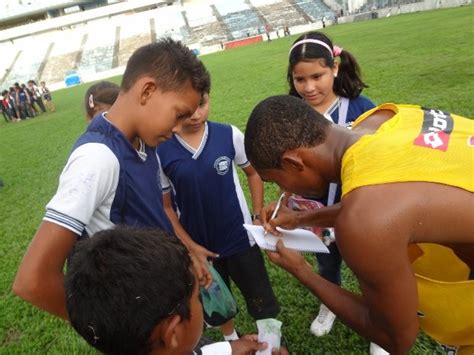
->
xmin=244 ymin=95 xmax=474 ymax=354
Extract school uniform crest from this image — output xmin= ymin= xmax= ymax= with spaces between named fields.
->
xmin=214 ymin=156 xmax=231 ymax=175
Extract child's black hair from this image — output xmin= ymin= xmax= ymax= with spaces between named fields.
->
xmin=287 ymin=31 xmax=368 ymax=99
xmin=65 ymin=226 xmax=195 ymax=355
xmin=84 ymin=81 xmax=120 ymax=119
xmin=121 ymin=38 xmax=210 ymax=95
xmin=245 ymin=95 xmax=330 ymax=170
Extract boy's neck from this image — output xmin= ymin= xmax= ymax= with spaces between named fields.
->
xmin=106 ymin=97 xmax=137 ymax=144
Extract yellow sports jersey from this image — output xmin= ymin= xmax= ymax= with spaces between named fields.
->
xmin=341 ymin=103 xmax=474 ymax=197
xmin=410 ymin=244 xmax=474 ymax=347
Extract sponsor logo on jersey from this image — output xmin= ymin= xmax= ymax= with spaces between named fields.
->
xmin=468 ymin=136 xmax=474 ymax=147
xmin=414 ymin=108 xmax=453 ymax=151
xmin=214 ymin=156 xmax=231 ymax=175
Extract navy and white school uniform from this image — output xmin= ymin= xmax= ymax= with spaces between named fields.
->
xmin=44 ymin=113 xmax=172 ymax=239
xmin=158 ymin=121 xmax=253 ymax=258
xmin=158 ymin=121 xmax=279 ymax=322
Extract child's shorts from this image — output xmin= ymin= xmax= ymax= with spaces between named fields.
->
xmin=211 ymin=244 xmax=280 ymax=323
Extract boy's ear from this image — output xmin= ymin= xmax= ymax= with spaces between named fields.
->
xmin=281 ymin=149 xmax=304 ymax=172
xmin=139 ymin=78 xmax=158 ymax=105
xmin=149 ymin=314 xmax=182 ymax=352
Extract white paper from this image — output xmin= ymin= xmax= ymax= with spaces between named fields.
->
xmin=256 ymin=318 xmax=282 ymax=355
xmin=243 ymin=224 xmax=330 ymax=253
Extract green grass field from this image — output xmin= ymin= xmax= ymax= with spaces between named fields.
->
xmin=1 ymin=5 xmax=472 ymax=354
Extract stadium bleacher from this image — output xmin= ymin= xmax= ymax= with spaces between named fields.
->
xmin=2 ymin=36 xmax=49 ymax=86
xmin=182 ymin=3 xmax=228 ymax=46
xmin=76 ymin=19 xmax=115 ymax=75
xmin=40 ymin=28 xmax=84 ymax=84
xmin=214 ymin=0 xmax=265 ymax=40
xmin=292 ymin=0 xmax=335 ymax=21
xmin=115 ymin=12 xmax=151 ymax=67
xmin=0 ymin=0 xmax=341 ymax=88
xmin=250 ymin=0 xmax=309 ymax=29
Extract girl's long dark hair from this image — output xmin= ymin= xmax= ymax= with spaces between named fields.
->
xmin=287 ymin=31 xmax=368 ymax=99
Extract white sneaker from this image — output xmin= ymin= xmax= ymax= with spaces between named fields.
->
xmin=310 ymin=303 xmax=336 ymax=336
xmin=370 ymin=342 xmax=390 ymax=355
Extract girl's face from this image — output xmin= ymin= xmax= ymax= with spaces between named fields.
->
xmin=292 ymin=59 xmax=338 ymax=111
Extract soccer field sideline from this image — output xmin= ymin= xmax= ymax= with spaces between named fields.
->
xmin=1 ymin=5 xmax=472 ymax=354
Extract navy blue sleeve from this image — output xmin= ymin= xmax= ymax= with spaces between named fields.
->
xmin=346 ymin=95 xmax=376 ymax=123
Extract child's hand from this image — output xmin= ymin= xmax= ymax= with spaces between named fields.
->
xmin=230 ymin=334 xmax=268 ymax=354
xmin=189 ymin=244 xmax=218 ymax=288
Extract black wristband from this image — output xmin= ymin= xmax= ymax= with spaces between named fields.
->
xmin=251 ymin=214 xmax=260 ymax=221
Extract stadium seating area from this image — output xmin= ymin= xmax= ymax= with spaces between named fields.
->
xmin=251 ymin=0 xmax=310 ymax=29
xmin=2 ymin=36 xmax=49 ymax=86
xmin=0 ymin=0 xmax=336 ymax=88
xmin=294 ymin=0 xmax=335 ymax=21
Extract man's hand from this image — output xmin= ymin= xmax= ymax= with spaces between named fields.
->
xmin=230 ymin=334 xmax=267 ymax=354
xmin=266 ymin=240 xmax=312 ymax=278
xmin=261 ymin=203 xmax=300 ymax=236
xmin=189 ymin=244 xmax=218 ymax=288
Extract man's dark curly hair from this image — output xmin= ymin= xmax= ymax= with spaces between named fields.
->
xmin=65 ymin=226 xmax=194 ymax=355
xmin=245 ymin=95 xmax=330 ymax=170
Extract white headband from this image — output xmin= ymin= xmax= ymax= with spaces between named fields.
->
xmin=289 ymin=39 xmax=333 ymax=58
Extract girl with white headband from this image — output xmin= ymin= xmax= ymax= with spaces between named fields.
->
xmin=286 ymin=31 xmax=379 ymax=350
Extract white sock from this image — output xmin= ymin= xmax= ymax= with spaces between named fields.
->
xmin=223 ymin=330 xmax=239 ymax=341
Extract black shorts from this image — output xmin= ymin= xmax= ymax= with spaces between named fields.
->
xmin=209 ymin=244 xmax=279 ymax=324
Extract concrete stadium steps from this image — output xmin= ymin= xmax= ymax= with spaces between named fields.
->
xmin=0 ymin=43 xmax=20 ymax=87
xmin=76 ymin=19 xmax=115 ymax=74
xmin=151 ymin=6 xmax=190 ymax=43
xmin=40 ymin=28 xmax=84 ymax=85
xmin=287 ymin=0 xmax=315 ymax=22
xmin=210 ymin=4 xmax=233 ymax=40
xmin=2 ymin=36 xmax=49 ymax=86
xmin=292 ymin=0 xmax=335 ymax=21
xmin=222 ymin=8 xmax=265 ymax=40
xmin=250 ymin=0 xmax=310 ymax=28
xmin=118 ymin=34 xmax=151 ymax=67
xmin=40 ymin=51 xmax=79 ymax=84
xmin=181 ymin=4 xmax=229 ymax=46
xmin=114 ymin=11 xmax=152 ymax=66
xmin=36 ymin=42 xmax=55 ymax=81
xmin=191 ymin=21 xmax=229 ymax=47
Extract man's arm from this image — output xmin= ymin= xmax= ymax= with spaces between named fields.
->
xmin=12 ymin=221 xmax=77 ymax=320
xmin=267 ymin=199 xmax=419 ymax=353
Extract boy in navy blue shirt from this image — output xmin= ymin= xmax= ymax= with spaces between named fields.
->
xmin=13 ymin=39 xmax=211 ymax=319
xmin=157 ymin=76 xmax=279 ymax=340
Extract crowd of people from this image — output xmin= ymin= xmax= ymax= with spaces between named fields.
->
xmin=11 ymin=32 xmax=473 ymax=355
xmin=1 ymin=80 xmax=55 ymax=122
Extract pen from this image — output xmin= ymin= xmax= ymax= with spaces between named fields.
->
xmin=265 ymin=192 xmax=285 ymax=236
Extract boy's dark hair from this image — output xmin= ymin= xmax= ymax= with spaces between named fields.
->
xmin=121 ymin=38 xmax=210 ymax=94
xmin=65 ymin=226 xmax=195 ymax=355
xmin=245 ymin=95 xmax=330 ymax=170
xmin=84 ymin=81 xmax=120 ymax=118
xmin=287 ymin=31 xmax=368 ymax=99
